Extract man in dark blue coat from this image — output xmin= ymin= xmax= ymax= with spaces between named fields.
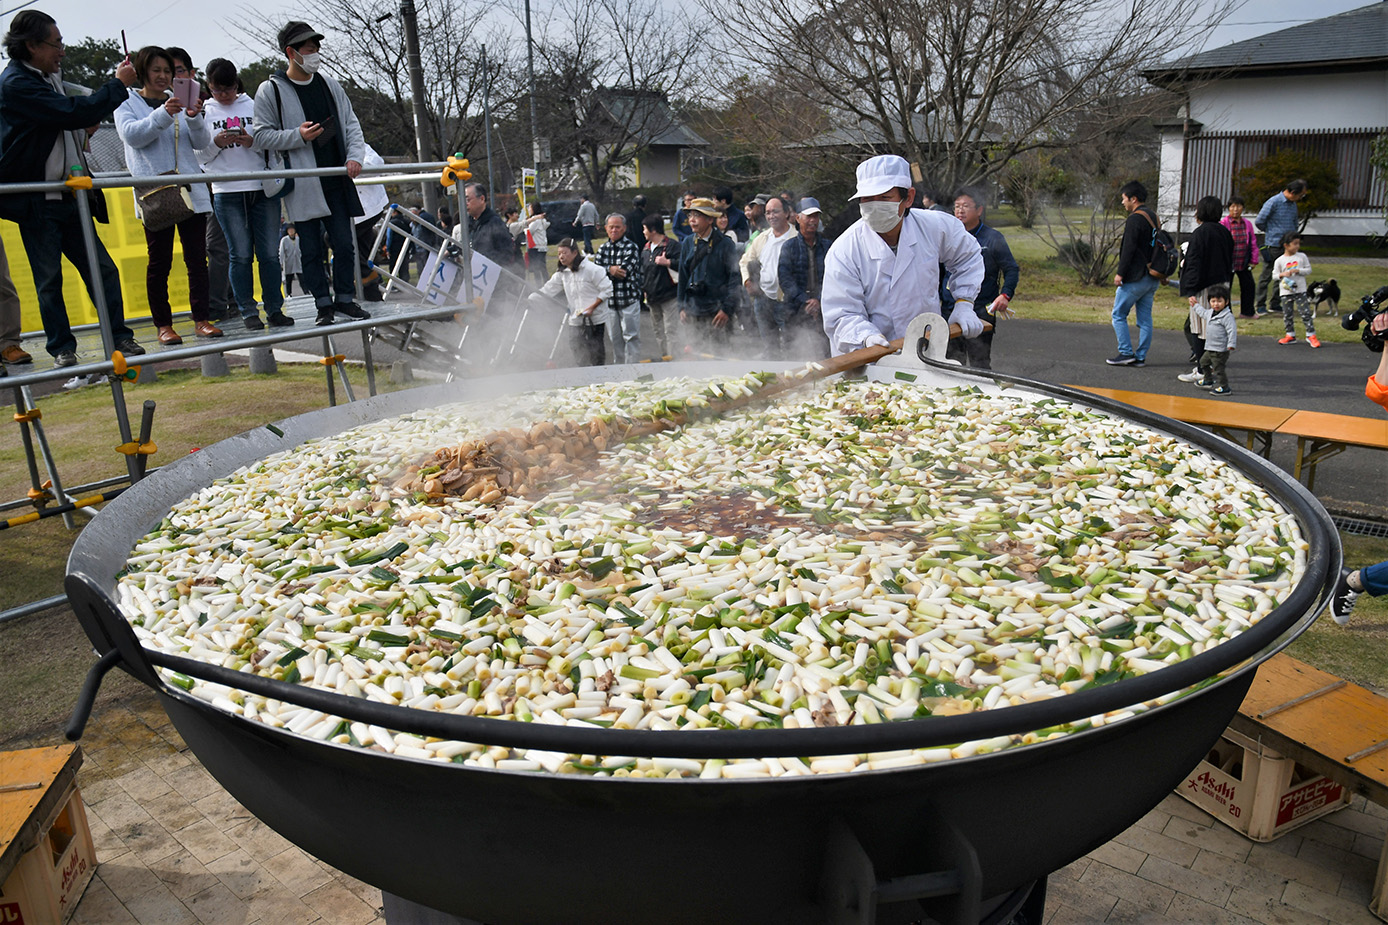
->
xmin=943 ymin=187 xmax=1018 ymax=370
xmin=677 ymin=197 xmax=739 ymax=350
xmin=0 ymin=10 xmax=145 ymax=366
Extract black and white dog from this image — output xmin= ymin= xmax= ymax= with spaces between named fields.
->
xmin=1308 ymin=278 xmax=1340 ymax=316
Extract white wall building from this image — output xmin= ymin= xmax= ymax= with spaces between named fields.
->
xmin=1144 ymin=2 xmax=1387 ymax=237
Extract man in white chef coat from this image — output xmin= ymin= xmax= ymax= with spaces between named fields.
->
xmin=821 ymin=155 xmax=985 ymax=356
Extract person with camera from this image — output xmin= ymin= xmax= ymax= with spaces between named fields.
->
xmin=1331 ymin=306 xmax=1388 ymax=624
xmin=677 ymin=198 xmax=741 ymax=352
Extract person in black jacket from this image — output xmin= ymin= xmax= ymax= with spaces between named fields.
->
xmin=641 ymin=213 xmax=678 ymax=357
xmin=462 ymin=182 xmax=517 ymax=266
xmin=0 ymin=10 xmax=145 ymax=366
xmin=1175 ymin=195 xmax=1234 ymax=383
xmin=1106 ymin=180 xmax=1160 ymax=367
xmin=624 ymin=195 xmax=647 ymax=248
xmin=677 ymin=198 xmax=740 ymax=350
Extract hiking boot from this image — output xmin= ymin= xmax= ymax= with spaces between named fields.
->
xmin=1277 ymin=334 xmax=1296 ymax=345
xmin=336 ymin=302 xmax=371 ymax=320
xmin=243 ymin=314 xmax=266 ymax=331
xmin=266 ymin=312 xmax=295 ymax=327
xmin=1330 ymin=567 xmax=1359 ymax=625
xmin=1307 ymin=335 xmax=1322 ymax=348
xmin=1 ymin=344 xmax=32 ymax=364
xmin=1106 ymin=354 xmax=1138 ymax=366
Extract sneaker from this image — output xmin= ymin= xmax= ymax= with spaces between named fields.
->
xmin=113 ymin=338 xmax=145 ymax=356
xmin=54 ymin=349 xmax=78 ymax=368
xmin=1177 ymin=368 xmax=1204 ymax=382
xmin=1210 ymin=386 xmax=1232 ymax=395
xmin=315 ymin=308 xmax=335 ymax=327
xmin=266 ymin=312 xmax=295 ymax=327
xmin=62 ymin=372 xmax=108 ymax=391
xmin=1307 ymin=335 xmax=1321 ymax=348
xmin=1195 ymin=379 xmax=1214 ymax=390
xmin=1331 ymin=567 xmax=1359 ymax=625
xmin=1106 ymin=354 xmax=1138 ymax=366
xmin=1278 ymin=334 xmax=1296 ymax=345
xmin=335 ymin=302 xmax=371 ymax=320
xmin=243 ymin=315 xmax=266 ymax=331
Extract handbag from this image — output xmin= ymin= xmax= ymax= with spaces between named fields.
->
xmin=137 ymin=118 xmax=196 ymax=232
xmin=261 ymin=81 xmax=295 ymax=201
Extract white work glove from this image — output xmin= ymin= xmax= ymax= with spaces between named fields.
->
xmin=863 ymin=333 xmax=890 ymax=348
xmin=948 ymin=300 xmax=985 ymax=338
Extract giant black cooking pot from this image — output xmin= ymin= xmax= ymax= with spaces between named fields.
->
xmin=65 ymin=348 xmax=1340 ymax=925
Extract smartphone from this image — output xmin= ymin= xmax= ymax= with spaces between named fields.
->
xmin=316 ymin=115 xmax=336 ymax=130
xmin=171 ymin=77 xmax=199 ymax=110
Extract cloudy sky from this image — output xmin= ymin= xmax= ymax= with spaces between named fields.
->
xmin=7 ymin=0 xmax=1379 ymax=80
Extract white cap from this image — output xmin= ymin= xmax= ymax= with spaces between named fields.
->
xmin=851 ymin=155 xmax=912 ymax=200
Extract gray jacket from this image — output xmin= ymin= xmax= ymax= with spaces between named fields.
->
xmin=1204 ymin=308 xmax=1237 ymax=353
xmin=251 ymin=72 xmax=365 ymax=222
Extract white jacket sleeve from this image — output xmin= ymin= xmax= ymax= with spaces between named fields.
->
xmin=820 ymin=241 xmax=885 ymax=354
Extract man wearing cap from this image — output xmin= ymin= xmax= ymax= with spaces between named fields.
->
xmin=740 ymin=195 xmax=797 ymax=358
xmin=821 ymin=155 xmax=984 ymax=356
xmin=779 ymin=196 xmax=832 ymax=357
xmin=677 ymin=197 xmax=740 ymax=347
xmin=255 ymin=21 xmax=371 ymax=327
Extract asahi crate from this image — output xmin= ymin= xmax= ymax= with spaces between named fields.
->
xmin=1178 ymin=727 xmax=1350 ymax=841
xmin=0 ymin=781 xmax=97 ymax=925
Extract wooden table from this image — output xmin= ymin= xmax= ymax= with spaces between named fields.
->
xmin=1068 ymin=386 xmax=1296 ymax=458
xmin=1275 ymin=409 xmax=1388 ymax=491
xmin=0 ymin=744 xmax=82 ymax=888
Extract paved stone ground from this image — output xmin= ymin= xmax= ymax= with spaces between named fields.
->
xmin=37 ymin=685 xmax=1382 ymax=925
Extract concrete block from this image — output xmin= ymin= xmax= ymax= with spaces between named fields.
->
xmin=201 ymin=353 xmax=230 ymax=377
xmin=248 ymin=347 xmax=278 ymax=375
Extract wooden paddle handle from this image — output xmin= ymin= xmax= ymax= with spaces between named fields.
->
xmin=824 ymin=320 xmax=995 ymax=372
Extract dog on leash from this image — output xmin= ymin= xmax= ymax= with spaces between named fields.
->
xmin=1308 ymin=278 xmax=1340 ymax=316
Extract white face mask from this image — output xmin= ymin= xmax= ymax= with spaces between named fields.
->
xmin=295 ymin=50 xmax=322 ymax=75
xmin=860 ymin=200 xmax=903 ymax=233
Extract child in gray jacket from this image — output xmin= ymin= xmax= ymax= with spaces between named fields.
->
xmin=1196 ymin=284 xmax=1237 ymax=395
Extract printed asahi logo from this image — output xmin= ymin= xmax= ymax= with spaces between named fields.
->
xmin=1191 ymin=769 xmax=1237 ymax=803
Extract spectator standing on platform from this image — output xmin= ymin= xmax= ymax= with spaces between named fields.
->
xmin=677 ymin=197 xmax=740 ymax=349
xmin=0 ymin=244 xmax=30 ymax=365
xmin=253 ymin=21 xmax=371 ymax=327
xmin=1174 ymin=195 xmax=1233 ymax=382
xmin=198 ymin=57 xmax=291 ymax=330
xmin=280 ymin=225 xmax=302 ymax=294
xmin=1105 ymin=180 xmax=1160 ymax=367
xmin=1254 ymin=179 xmax=1307 ymax=317
xmin=524 ymin=201 xmax=550 ymax=287
xmin=115 ymin=45 xmax=223 ymax=346
xmin=595 ymin=213 xmax=643 ymax=363
xmin=462 ymin=182 xmax=516 ymax=266
xmin=0 ymin=10 xmax=146 ymax=366
xmin=944 ymin=187 xmax=1018 ymax=370
xmin=576 ymin=194 xmax=599 ymax=253
xmin=1222 ymin=196 xmax=1259 ymax=318
xmin=778 ymin=196 xmax=831 ymax=358
xmin=530 ymin=238 xmax=611 ymax=367
xmin=624 ymin=195 xmax=646 ymax=248
xmin=641 ymin=214 xmax=678 ymax=358
xmin=1274 ymin=233 xmax=1317 ymax=347
xmin=740 ymin=195 xmax=796 ymax=358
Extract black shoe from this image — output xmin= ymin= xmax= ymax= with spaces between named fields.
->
xmin=1331 ymin=567 xmax=1358 ymax=625
xmin=243 ymin=315 xmax=265 ymax=331
xmin=114 ymin=338 xmax=146 ymax=356
xmin=1105 ymin=354 xmax=1138 ymax=366
xmin=335 ymin=302 xmax=371 ymax=320
xmin=315 ymin=309 xmax=335 ymax=327
xmin=266 ymin=312 xmax=295 ymax=327
xmin=1131 ymin=358 xmax=1145 ymax=367
xmin=54 ymin=350 xmax=78 ymax=368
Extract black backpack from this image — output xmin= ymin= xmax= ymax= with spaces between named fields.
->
xmin=1137 ymin=208 xmax=1179 ymax=280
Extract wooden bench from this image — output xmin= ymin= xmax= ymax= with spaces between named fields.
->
xmin=1226 ymin=654 xmax=1388 ymax=919
xmin=1067 ymin=385 xmax=1295 ymax=458
xmin=1275 ymin=409 xmax=1388 ymax=491
xmin=1 ymin=744 xmax=98 ymax=923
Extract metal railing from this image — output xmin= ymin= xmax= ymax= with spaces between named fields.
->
xmin=0 ymin=159 xmax=485 ymax=622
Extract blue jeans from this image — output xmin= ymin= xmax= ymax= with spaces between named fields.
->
xmin=297 ymin=185 xmax=360 ymax=307
xmin=609 ymin=301 xmax=641 ymax=363
xmin=18 ymin=197 xmax=133 ymax=356
xmin=213 ymin=191 xmax=284 ymax=318
xmin=1111 ymin=275 xmax=1159 ymax=360
xmin=1361 ymin=560 xmax=1388 ymax=596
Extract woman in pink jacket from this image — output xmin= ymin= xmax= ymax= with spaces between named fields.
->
xmin=1222 ymin=196 xmax=1260 ymax=318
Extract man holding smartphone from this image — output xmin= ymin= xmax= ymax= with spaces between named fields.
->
xmin=253 ymin=21 xmax=370 ymax=326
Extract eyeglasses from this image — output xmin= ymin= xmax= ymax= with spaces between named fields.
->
xmin=38 ymin=39 xmax=64 ymax=50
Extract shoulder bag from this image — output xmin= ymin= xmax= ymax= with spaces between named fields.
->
xmin=137 ymin=117 xmax=196 ymax=233
xmin=261 ymin=81 xmax=295 ymax=201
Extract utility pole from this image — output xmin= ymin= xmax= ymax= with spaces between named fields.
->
xmin=524 ymin=0 xmax=541 ymax=181
xmin=401 ymin=0 xmax=439 ymax=212
xmin=482 ymin=43 xmax=494 ymax=204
